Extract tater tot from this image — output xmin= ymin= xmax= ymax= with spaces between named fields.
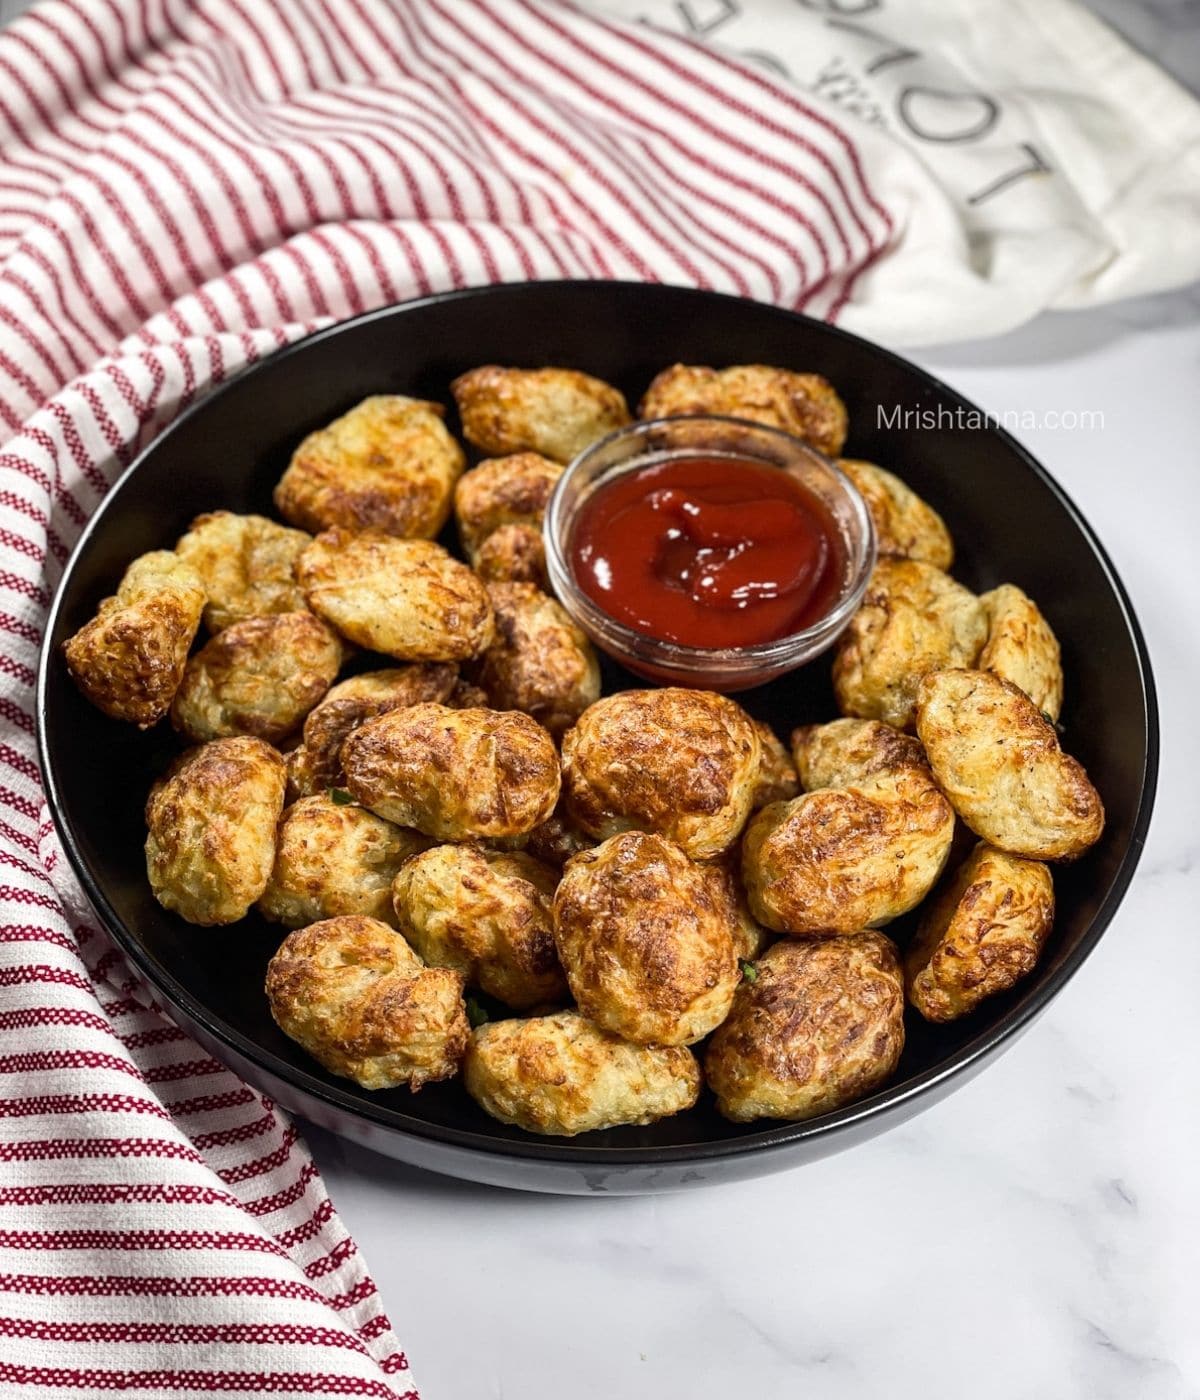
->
xmin=915 ymin=669 xmax=1103 ymax=860
xmin=561 ymin=688 xmax=761 ymax=860
xmin=639 ymin=363 xmax=848 ymax=458
xmin=553 ymin=831 xmax=739 ymax=1046
xmin=265 ymin=915 xmax=469 ymax=1090
xmin=837 ymin=460 xmax=953 ymax=569
xmin=343 ymin=702 xmax=560 ymax=840
xmin=453 ymin=452 xmax=563 ymax=561
xmin=145 ymin=736 xmax=286 ymax=925
xmin=464 ymin=1010 xmax=701 ymax=1136
xmin=743 ymin=719 xmax=954 ymax=935
xmin=175 ymin=511 xmax=310 ymax=633
xmin=706 ymin=934 xmax=905 ymax=1123
xmin=274 ymin=394 xmax=466 ymax=539
xmin=286 ymin=664 xmax=459 ymax=799
xmin=63 ymin=550 xmax=205 ymax=728
xmin=474 ymin=523 xmax=549 ymax=589
xmin=258 ymin=794 xmax=432 ymax=928
xmin=906 ymin=841 xmax=1055 ymax=1022
xmin=297 ymin=528 xmax=493 ymax=662
xmin=977 ymin=583 xmax=1064 ymax=721
xmin=393 ymin=843 xmax=566 ymax=1009
xmin=451 ymin=366 xmax=630 ymax=464
xmin=171 ymin=611 xmax=344 ymax=745
xmin=833 ymin=558 xmax=987 ymax=730
xmin=475 ymin=582 xmax=600 ymax=737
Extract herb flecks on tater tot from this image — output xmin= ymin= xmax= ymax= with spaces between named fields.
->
xmin=706 ymin=934 xmax=905 ymax=1123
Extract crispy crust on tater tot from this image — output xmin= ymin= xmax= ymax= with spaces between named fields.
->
xmin=915 ymin=669 xmax=1103 ymax=860
xmin=171 ymin=611 xmax=343 ymax=745
xmin=977 ymin=584 xmax=1064 ymax=721
xmin=638 ymin=363 xmax=848 ymax=458
xmin=265 ymin=915 xmax=469 ymax=1090
xmin=63 ymin=551 xmax=205 ymax=728
xmin=145 ymin=736 xmax=286 ymax=925
xmin=705 ymin=934 xmax=904 ymax=1123
xmin=790 ymin=716 xmax=928 ymax=792
xmin=743 ymin=719 xmax=954 ymax=934
xmin=454 ymin=453 xmax=563 ymax=561
xmin=474 ymin=582 xmax=600 ymax=737
xmin=176 ymin=511 xmax=310 ymax=633
xmin=553 ymin=832 xmax=739 ymax=1046
xmin=343 ymin=702 xmax=560 ymax=840
xmin=465 ymin=1010 xmax=701 ymax=1135
xmin=474 ymin=523 xmax=549 ymax=589
xmin=451 ymin=367 xmax=630 ymax=465
xmin=906 ymin=841 xmax=1055 ymax=1022
xmin=833 ymin=559 xmax=987 ymax=730
xmin=749 ymin=720 xmax=800 ymax=810
xmin=286 ymin=664 xmax=459 ymax=799
xmin=393 ymin=843 xmax=566 ymax=1009
xmin=274 ymin=395 xmax=465 ymax=540
xmin=837 ymin=460 xmax=953 ymax=569
xmin=258 ymin=795 xmax=432 ymax=928
xmin=298 ymin=528 xmax=493 ymax=662
xmin=561 ymin=689 xmax=761 ymax=860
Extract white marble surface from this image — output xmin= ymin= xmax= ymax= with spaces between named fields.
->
xmin=302 ymin=282 xmax=1200 ymax=1400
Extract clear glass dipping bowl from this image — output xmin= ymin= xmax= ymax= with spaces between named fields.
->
xmin=543 ymin=416 xmax=876 ymax=692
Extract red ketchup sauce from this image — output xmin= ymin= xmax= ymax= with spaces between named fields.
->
xmin=569 ymin=455 xmax=846 ymax=649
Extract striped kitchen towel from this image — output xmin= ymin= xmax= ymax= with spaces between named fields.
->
xmin=0 ymin=1 xmax=1196 ymax=1395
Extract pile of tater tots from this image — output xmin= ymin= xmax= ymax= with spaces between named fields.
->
xmin=62 ymin=362 xmax=1104 ymax=1136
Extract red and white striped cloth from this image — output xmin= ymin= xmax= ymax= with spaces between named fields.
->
xmin=0 ymin=0 xmax=895 ymax=1393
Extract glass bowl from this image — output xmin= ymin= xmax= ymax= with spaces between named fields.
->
xmin=543 ymin=415 xmax=877 ymax=690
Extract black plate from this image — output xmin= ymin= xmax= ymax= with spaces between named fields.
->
xmin=37 ymin=282 xmax=1158 ymax=1194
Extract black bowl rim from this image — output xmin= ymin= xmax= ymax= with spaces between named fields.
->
xmin=36 ymin=279 xmax=1160 ymax=1168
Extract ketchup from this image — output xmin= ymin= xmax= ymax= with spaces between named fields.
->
xmin=569 ymin=456 xmax=845 ymax=649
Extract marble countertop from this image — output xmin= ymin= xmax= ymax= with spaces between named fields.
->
xmin=305 ymin=281 xmax=1200 ymax=1400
